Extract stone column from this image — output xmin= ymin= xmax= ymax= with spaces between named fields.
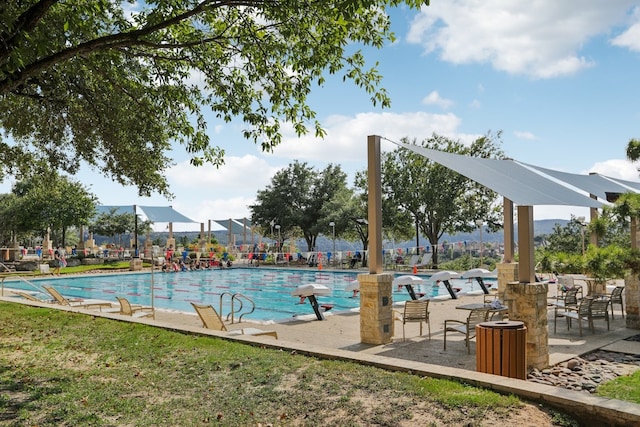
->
xmin=625 ymin=273 xmax=640 ymax=329
xmin=497 ymin=262 xmax=518 ymax=294
xmin=358 ymin=273 xmax=393 ymax=344
xmin=506 ymin=282 xmax=549 ymax=371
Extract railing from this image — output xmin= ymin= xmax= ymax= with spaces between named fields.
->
xmin=1 ymin=275 xmax=46 ymax=297
xmin=219 ymin=292 xmax=256 ymax=324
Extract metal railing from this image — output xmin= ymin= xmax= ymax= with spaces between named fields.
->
xmin=219 ymin=291 xmax=256 ymax=324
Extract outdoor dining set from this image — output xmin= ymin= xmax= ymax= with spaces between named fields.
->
xmin=551 ymin=275 xmax=625 ymax=337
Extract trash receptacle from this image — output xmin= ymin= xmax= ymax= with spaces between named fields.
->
xmin=476 ymin=320 xmax=526 ymax=379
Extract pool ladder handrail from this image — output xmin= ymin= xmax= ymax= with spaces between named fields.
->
xmin=1 ymin=275 xmax=47 ymax=298
xmin=219 ymin=291 xmax=256 ymax=324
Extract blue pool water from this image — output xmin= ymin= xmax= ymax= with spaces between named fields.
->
xmin=12 ymin=268 xmax=493 ymax=322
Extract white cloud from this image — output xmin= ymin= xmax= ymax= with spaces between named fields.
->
xmin=421 ymin=90 xmax=454 ymax=109
xmin=611 ymin=6 xmax=640 ymax=51
xmin=514 ymin=131 xmax=536 ymax=140
xmin=587 ymin=158 xmax=639 ymax=181
xmin=408 ymin=1 xmax=636 ymax=78
xmin=272 ymin=111 xmax=466 ymax=163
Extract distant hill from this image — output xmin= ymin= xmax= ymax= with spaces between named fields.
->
xmin=122 ymin=219 xmax=568 ymax=252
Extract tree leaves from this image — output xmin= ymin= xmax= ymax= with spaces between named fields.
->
xmin=0 ymin=1 xmax=426 ymax=196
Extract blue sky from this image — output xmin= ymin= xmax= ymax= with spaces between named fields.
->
xmin=4 ymin=1 xmax=640 ymax=231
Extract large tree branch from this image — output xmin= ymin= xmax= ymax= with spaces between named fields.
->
xmin=0 ymin=0 xmax=59 ymax=58
xmin=0 ymin=0 xmax=272 ymax=94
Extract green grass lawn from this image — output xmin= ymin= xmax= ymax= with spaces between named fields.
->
xmin=0 ymin=302 xmax=580 ymax=426
xmin=597 ymin=370 xmax=640 ymax=403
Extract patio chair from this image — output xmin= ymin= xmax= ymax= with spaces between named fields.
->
xmin=116 ymin=296 xmax=154 ymax=318
xmin=556 ymin=297 xmax=592 ymax=336
xmin=394 ymin=299 xmax=430 ymax=341
xmin=609 ymin=286 xmax=624 ymax=319
xmin=443 ymin=308 xmax=488 ymax=355
xmin=588 ymin=297 xmax=610 ymax=333
xmin=191 ymin=303 xmax=278 ymax=339
xmin=552 ymin=287 xmax=582 ymax=333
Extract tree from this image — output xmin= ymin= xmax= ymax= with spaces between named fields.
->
xmin=250 ymin=161 xmax=350 ymax=251
xmin=9 ymin=174 xmax=97 ymax=246
xmin=90 ymin=208 xmax=151 ymax=248
xmin=626 ymin=138 xmax=640 ymax=164
xmin=0 ymin=1 xmax=427 ymax=197
xmin=381 ymin=133 xmax=504 ymax=268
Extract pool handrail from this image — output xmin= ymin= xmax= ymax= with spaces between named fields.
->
xmin=219 ymin=291 xmax=256 ymax=324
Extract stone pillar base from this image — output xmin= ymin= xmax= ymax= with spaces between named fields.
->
xmin=358 ymin=273 xmax=393 ymax=345
xmin=625 ymin=273 xmax=640 ymax=329
xmin=506 ymin=281 xmax=549 ymax=371
xmin=129 ymin=258 xmax=143 ymax=271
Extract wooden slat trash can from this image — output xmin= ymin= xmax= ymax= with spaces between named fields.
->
xmin=476 ymin=320 xmax=526 ymax=380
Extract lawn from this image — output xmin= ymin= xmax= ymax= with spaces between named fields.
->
xmin=0 ymin=302 xmax=578 ymax=426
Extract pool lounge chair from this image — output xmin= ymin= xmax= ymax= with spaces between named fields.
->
xmin=191 ymin=303 xmax=278 ymax=339
xmin=13 ymin=291 xmax=50 ymax=303
xmin=116 ymin=296 xmax=154 ymax=318
xmin=43 ymin=285 xmax=114 ymax=310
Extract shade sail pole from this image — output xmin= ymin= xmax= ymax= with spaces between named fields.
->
xmin=367 ymin=135 xmax=383 ymax=274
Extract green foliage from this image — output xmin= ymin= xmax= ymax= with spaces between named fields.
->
xmin=90 ymin=208 xmax=151 ymax=247
xmin=381 ymin=132 xmax=504 ymax=267
xmin=250 ymin=161 xmax=350 ymax=251
xmin=0 ymin=1 xmax=426 ymax=196
xmin=2 ymin=174 xmax=97 ymax=246
xmin=584 ymin=244 xmax=628 ymax=281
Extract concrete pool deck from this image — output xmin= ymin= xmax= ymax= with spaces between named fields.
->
xmin=3 ymin=284 xmax=640 ymax=425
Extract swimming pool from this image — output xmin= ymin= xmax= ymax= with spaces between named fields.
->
xmin=12 ymin=268 xmax=494 ymax=323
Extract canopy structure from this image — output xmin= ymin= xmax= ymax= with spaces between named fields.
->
xmin=521 ymin=163 xmax=639 ymax=202
xmin=392 ymin=141 xmax=604 ymax=209
xmin=97 ymin=205 xmax=197 ymax=224
xmin=213 ymin=219 xmax=250 ymax=234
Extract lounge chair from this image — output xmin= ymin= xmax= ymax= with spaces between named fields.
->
xmin=395 ymin=299 xmax=430 ymax=341
xmin=13 ymin=291 xmax=49 ymax=302
xmin=116 ymin=296 xmax=154 ymax=318
xmin=191 ymin=303 xmax=278 ymax=339
xmin=415 ymin=253 xmax=432 ymax=269
xmin=43 ymin=285 xmax=113 ymax=310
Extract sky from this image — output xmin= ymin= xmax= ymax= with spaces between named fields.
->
xmin=3 ymin=1 xmax=640 ymax=232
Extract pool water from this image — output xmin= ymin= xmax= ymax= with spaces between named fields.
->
xmin=14 ymin=268 xmax=493 ymax=323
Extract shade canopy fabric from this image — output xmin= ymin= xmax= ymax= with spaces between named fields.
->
xmin=392 ymin=141 xmax=604 ymax=208
xmin=213 ymin=219 xmax=251 ymax=234
xmin=521 ymin=163 xmax=638 ymax=202
xmin=97 ymin=205 xmax=196 ymax=223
